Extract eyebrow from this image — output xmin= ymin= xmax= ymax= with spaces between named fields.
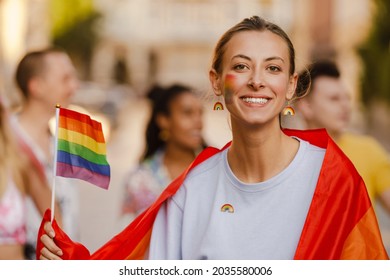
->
xmin=231 ymin=54 xmax=285 ymax=63
xmin=265 ymin=56 xmax=285 ymax=63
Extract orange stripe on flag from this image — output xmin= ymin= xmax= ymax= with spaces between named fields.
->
xmin=59 ymin=116 xmax=105 ymax=143
xmin=125 ymin=229 xmax=152 ymax=260
xmin=341 ymin=207 xmax=389 ymax=259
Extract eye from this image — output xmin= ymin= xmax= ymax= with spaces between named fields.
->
xmin=233 ymin=64 xmax=249 ymax=71
xmin=179 ymin=106 xmax=195 ymax=117
xmin=267 ymin=65 xmax=281 ymax=72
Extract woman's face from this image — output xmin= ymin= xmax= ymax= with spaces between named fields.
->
xmin=163 ymin=92 xmax=203 ymax=150
xmin=211 ymin=30 xmax=297 ymax=128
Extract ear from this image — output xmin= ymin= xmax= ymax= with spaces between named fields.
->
xmin=156 ymin=113 xmax=170 ymax=130
xmin=286 ymin=72 xmax=298 ymax=100
xmin=209 ymin=69 xmax=222 ymax=96
xmin=27 ymin=77 xmax=44 ymax=99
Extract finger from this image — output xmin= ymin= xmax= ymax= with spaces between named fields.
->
xmin=43 ymin=221 xmax=55 ymax=238
xmin=40 ymin=234 xmax=63 ymax=257
xmin=40 ymin=247 xmax=63 ymax=260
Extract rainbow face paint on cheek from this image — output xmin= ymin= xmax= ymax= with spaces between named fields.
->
xmin=224 ymin=74 xmax=235 ymax=104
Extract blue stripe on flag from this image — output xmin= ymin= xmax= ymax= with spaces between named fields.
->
xmin=57 ymin=150 xmax=110 ymax=177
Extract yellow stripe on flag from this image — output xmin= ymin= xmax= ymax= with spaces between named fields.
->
xmin=58 ymin=128 xmax=107 ymax=155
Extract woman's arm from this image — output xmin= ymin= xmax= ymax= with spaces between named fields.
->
xmin=26 ymin=168 xmax=63 ymax=227
xmin=148 ymin=197 xmax=184 ymax=259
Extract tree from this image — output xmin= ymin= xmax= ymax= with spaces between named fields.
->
xmin=358 ymin=0 xmax=390 ymax=105
xmin=50 ymin=0 xmax=101 ymax=79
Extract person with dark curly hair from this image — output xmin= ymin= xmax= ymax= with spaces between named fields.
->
xmin=121 ymin=84 xmax=205 ymax=219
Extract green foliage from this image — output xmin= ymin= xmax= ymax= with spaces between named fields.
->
xmin=49 ymin=0 xmax=101 ymax=79
xmin=358 ymin=0 xmax=390 ymax=104
xmin=51 ymin=0 xmax=95 ymax=37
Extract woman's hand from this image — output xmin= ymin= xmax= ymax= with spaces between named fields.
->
xmin=39 ymin=222 xmax=63 ymax=260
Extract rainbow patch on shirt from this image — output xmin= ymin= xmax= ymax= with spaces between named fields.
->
xmin=220 ymin=203 xmax=234 ymax=213
xmin=213 ymin=102 xmax=224 ymax=110
xmin=282 ymin=106 xmax=295 ymax=116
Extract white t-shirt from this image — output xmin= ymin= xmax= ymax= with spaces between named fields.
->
xmin=149 ymin=138 xmax=325 ymax=260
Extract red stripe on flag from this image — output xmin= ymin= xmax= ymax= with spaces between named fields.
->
xmin=59 ymin=108 xmax=103 ymax=133
xmin=59 ymin=116 xmax=105 ymax=143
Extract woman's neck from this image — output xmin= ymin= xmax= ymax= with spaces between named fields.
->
xmin=227 ymin=122 xmax=299 ymax=183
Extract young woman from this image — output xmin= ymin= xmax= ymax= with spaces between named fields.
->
xmin=38 ymin=16 xmax=388 ymax=260
xmin=0 ymin=102 xmax=60 ymax=259
xmin=121 ymin=84 xmax=204 ymax=218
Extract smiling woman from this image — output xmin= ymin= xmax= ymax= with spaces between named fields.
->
xmin=38 ymin=16 xmax=388 ymax=261
xmin=147 ymin=16 xmax=388 ymax=260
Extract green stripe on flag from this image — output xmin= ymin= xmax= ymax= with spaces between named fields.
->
xmin=58 ymin=139 xmax=108 ymax=165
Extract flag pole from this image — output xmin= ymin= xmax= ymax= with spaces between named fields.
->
xmin=51 ymin=104 xmax=61 ymax=222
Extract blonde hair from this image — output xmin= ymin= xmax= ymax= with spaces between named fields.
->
xmin=0 ymin=105 xmax=27 ymax=197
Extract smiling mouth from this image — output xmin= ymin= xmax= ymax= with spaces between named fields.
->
xmin=241 ymin=97 xmax=269 ymax=104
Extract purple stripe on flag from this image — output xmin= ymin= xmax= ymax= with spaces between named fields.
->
xmin=57 ymin=162 xmax=110 ymax=189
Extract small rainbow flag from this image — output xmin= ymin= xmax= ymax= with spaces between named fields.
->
xmin=56 ymin=107 xmax=110 ymax=189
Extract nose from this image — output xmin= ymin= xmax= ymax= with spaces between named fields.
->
xmin=248 ymin=70 xmax=264 ymax=90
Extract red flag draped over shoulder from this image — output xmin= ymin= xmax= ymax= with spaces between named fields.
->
xmin=36 ymin=129 xmax=388 ymax=260
xmin=285 ymin=129 xmax=388 ymax=259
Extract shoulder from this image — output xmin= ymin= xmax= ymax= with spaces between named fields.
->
xmin=124 ymin=162 xmax=158 ymax=190
xmin=302 ymin=139 xmax=326 ymax=154
xmin=341 ymin=132 xmax=381 ymax=147
xmin=340 ymin=132 xmax=389 ymax=156
xmin=170 ymin=148 xmax=226 ymax=205
xmin=126 ymin=150 xmax=165 ymax=178
xmin=185 ymin=149 xmax=225 ymax=182
xmin=295 ymin=138 xmax=326 ymax=165
xmin=323 ymin=138 xmax=364 ymax=184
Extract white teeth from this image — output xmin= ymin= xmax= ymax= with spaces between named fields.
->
xmin=242 ymin=97 xmax=268 ymax=104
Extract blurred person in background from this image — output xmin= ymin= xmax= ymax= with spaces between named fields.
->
xmin=0 ymin=100 xmax=61 ymax=259
xmin=9 ymin=47 xmax=80 ymax=259
xmin=121 ymin=84 xmax=205 ymax=220
xmin=296 ymin=60 xmax=390 ymax=214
